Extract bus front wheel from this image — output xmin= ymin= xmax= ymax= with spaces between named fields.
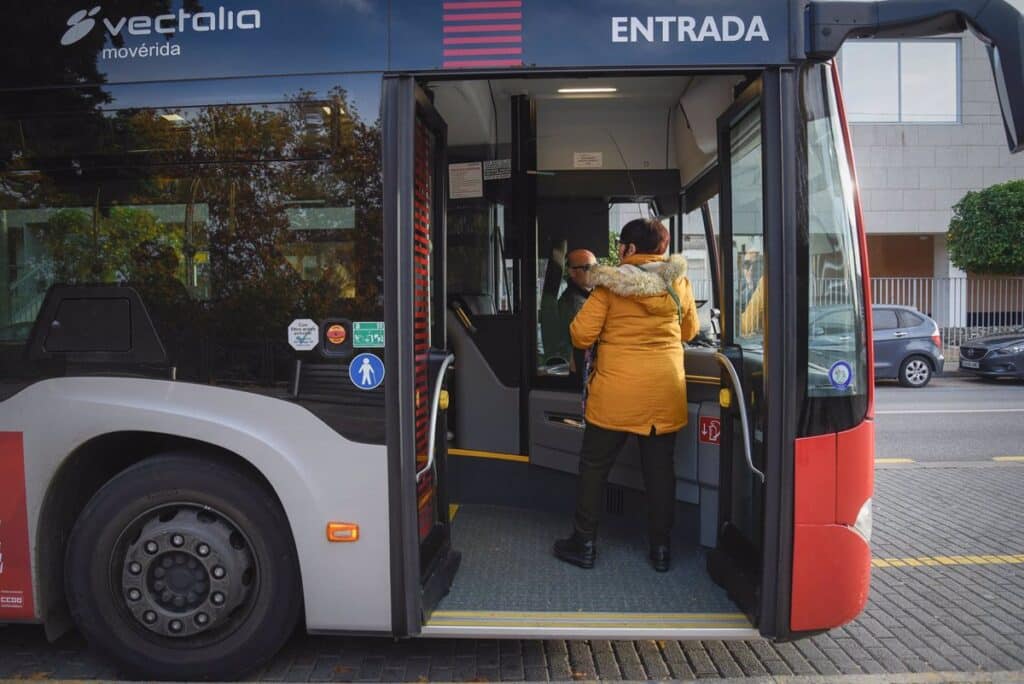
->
xmin=65 ymin=453 xmax=301 ymax=681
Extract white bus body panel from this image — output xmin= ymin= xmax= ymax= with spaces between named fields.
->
xmin=2 ymin=377 xmax=391 ymax=633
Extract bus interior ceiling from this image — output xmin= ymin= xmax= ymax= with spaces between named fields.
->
xmin=420 ymin=75 xmax=756 ymax=621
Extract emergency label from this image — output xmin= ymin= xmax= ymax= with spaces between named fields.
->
xmin=699 ymin=416 xmax=721 ymax=445
xmin=353 ymin=321 xmax=385 ymax=348
xmin=0 ymin=432 xmax=35 ymax=619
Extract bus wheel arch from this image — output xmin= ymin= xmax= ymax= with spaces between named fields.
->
xmin=61 ymin=449 xmax=302 ymax=680
xmin=36 ymin=432 xmax=300 ymax=645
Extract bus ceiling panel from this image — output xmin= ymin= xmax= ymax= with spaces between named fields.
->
xmin=807 ymin=0 xmax=1024 ymax=152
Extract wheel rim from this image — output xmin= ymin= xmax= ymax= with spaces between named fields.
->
xmin=905 ymin=359 xmax=929 ymax=385
xmin=115 ymin=504 xmax=258 ymax=640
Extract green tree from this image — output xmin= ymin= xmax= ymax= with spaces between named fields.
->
xmin=947 ymin=180 xmax=1024 ymax=275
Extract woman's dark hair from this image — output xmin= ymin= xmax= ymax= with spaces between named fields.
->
xmin=619 ymin=218 xmax=670 ymax=254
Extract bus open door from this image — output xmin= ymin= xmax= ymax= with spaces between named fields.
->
xmin=383 ymin=77 xmax=461 ymax=635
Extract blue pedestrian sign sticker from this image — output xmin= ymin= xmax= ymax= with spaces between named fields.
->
xmin=828 ymin=360 xmax=853 ymax=390
xmin=350 ymin=353 xmax=385 ymax=390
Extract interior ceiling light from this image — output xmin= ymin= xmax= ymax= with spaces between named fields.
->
xmin=557 ymin=87 xmax=618 ymax=94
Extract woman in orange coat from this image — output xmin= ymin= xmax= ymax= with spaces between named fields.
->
xmin=553 ymin=218 xmax=699 ymax=572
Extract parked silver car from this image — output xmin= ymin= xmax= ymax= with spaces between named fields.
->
xmin=811 ymin=305 xmax=943 ymax=388
xmin=871 ymin=305 xmax=944 ymax=387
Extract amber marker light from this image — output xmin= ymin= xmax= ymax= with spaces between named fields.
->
xmin=326 ymin=522 xmax=360 ymax=542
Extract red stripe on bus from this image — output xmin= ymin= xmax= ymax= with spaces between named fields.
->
xmin=0 ymin=432 xmax=35 ymax=620
xmin=444 ymin=35 xmax=522 ymax=44
xmin=444 ymin=12 xmax=522 ymax=21
xmin=444 ymin=59 xmax=523 ymax=68
xmin=444 ymin=1 xmax=521 ymax=8
xmin=444 ymin=47 xmax=523 ymax=56
xmin=443 ymin=23 xmax=521 ymax=33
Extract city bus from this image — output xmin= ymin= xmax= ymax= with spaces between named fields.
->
xmin=2 ymin=0 xmax=1024 ymax=679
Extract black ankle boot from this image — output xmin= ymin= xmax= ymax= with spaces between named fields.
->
xmin=649 ymin=544 xmax=671 ymax=572
xmin=553 ymin=531 xmax=596 ymax=569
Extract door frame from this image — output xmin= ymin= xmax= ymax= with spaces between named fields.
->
xmin=712 ymin=68 xmax=799 ymax=638
xmin=383 ymin=75 xmax=455 ymax=637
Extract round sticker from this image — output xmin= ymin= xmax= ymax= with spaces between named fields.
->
xmin=349 ymin=353 xmax=385 ymax=390
xmin=828 ymin=361 xmax=853 ymax=390
xmin=326 ymin=324 xmax=347 ymax=345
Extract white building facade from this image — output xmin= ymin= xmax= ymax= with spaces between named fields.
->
xmin=841 ymin=34 xmax=1024 ymax=326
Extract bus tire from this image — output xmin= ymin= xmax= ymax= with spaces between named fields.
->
xmin=898 ymin=355 xmax=932 ymax=388
xmin=65 ymin=452 xmax=301 ymax=681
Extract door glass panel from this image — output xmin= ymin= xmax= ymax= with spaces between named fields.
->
xmin=729 ymin=109 xmax=765 ymax=341
xmin=804 ymin=66 xmax=867 ymax=399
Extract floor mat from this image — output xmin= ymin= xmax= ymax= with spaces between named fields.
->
xmin=437 ymin=504 xmax=738 ymax=614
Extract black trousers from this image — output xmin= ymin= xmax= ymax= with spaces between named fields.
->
xmin=573 ymin=423 xmax=677 ymax=546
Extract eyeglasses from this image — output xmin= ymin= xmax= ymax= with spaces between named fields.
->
xmin=569 ymin=264 xmax=596 ymax=272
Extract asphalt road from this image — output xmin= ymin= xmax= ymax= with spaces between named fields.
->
xmin=874 ymin=373 xmax=1024 ymax=462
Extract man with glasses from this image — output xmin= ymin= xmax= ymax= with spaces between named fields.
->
xmin=540 ymin=241 xmax=598 ymax=371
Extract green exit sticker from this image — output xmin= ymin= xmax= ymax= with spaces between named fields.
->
xmin=353 ymin=321 xmax=386 ymax=348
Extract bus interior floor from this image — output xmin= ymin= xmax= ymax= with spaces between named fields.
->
xmin=436 ymin=504 xmax=737 ymax=614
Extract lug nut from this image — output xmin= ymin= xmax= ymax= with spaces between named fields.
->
xmin=162 ymin=590 xmax=173 ymax=603
xmin=144 ymin=611 xmax=157 ymax=624
xmin=145 ymin=541 xmax=158 ymax=554
xmin=127 ymin=589 xmax=142 ymax=601
xmin=161 ymin=558 xmax=173 ymax=569
xmin=169 ymin=619 xmax=183 ymax=633
xmin=211 ymin=592 xmax=225 ymax=606
xmin=171 ymin=534 xmax=184 ymax=547
xmin=175 ymin=554 xmax=186 ymax=565
xmin=195 ymin=612 xmax=210 ymax=626
xmin=154 ymin=567 xmax=166 ymax=579
xmin=153 ymin=581 xmax=166 ymax=592
xmin=197 ymin=544 xmax=210 ymax=557
xmin=187 ymin=591 xmax=199 ymax=604
xmin=212 ymin=566 xmax=226 ymax=580
xmin=128 ymin=561 xmax=142 ymax=575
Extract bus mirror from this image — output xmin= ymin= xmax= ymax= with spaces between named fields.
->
xmin=710 ymin=307 xmax=721 ymax=338
xmin=808 ymin=0 xmax=1024 ymax=152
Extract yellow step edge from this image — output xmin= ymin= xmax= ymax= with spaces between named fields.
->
xmin=448 ymin=448 xmax=530 ymax=463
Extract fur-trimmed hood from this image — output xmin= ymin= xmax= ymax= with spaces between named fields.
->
xmin=589 ymin=254 xmax=687 ymax=295
xmin=587 ymin=254 xmax=687 ymax=317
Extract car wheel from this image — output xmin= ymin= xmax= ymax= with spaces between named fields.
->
xmin=65 ymin=453 xmax=301 ymax=681
xmin=898 ymin=356 xmax=932 ymax=388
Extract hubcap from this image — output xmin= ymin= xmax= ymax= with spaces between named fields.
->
xmin=120 ymin=506 xmax=256 ymax=638
xmin=906 ymin=360 xmax=929 ymax=385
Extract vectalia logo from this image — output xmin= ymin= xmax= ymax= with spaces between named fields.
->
xmin=61 ymin=5 xmax=262 ymax=47
xmin=61 ymin=6 xmax=101 ymax=46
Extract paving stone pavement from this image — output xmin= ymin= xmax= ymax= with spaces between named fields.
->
xmin=1 ymin=464 xmax=1022 ymax=681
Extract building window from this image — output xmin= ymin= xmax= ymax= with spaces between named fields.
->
xmin=840 ymin=39 xmax=960 ymax=123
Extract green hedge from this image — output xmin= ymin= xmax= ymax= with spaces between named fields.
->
xmin=947 ymin=179 xmax=1024 ymax=275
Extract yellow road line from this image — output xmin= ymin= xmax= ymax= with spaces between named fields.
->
xmin=993 ymin=455 xmax=1024 ymax=462
xmin=876 ymin=458 xmax=914 ymax=464
xmin=873 ymin=554 xmax=1024 ymax=568
xmin=448 ymin=448 xmax=530 ymax=463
